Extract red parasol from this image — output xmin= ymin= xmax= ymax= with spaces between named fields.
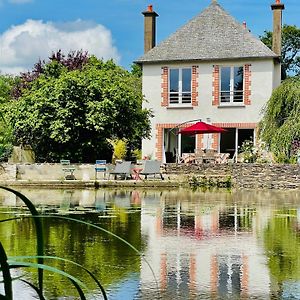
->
xmin=178 ymin=121 xmax=226 ymax=135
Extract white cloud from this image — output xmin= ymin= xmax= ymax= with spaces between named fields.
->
xmin=0 ymin=19 xmax=120 ymax=75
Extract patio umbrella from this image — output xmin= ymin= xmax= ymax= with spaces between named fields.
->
xmin=178 ymin=121 xmax=226 ymax=135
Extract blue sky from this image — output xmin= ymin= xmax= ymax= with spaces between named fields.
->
xmin=0 ymin=0 xmax=298 ymax=74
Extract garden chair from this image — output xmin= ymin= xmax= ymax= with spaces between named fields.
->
xmin=140 ymin=160 xmax=164 ymax=180
xmin=95 ymin=160 xmax=107 ymax=180
xmin=195 ymin=149 xmax=205 ymax=164
xmin=108 ymin=161 xmax=132 ymax=180
xmin=215 ymin=153 xmax=230 ymax=164
xmin=60 ymin=159 xmax=76 ymax=180
xmin=203 ymin=149 xmax=217 ymax=163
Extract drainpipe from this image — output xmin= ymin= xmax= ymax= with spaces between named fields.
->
xmin=142 ymin=5 xmax=159 ymax=53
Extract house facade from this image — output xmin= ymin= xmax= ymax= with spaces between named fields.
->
xmin=136 ymin=0 xmax=284 ymax=162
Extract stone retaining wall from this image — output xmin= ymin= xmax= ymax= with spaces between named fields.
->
xmin=0 ymin=163 xmax=299 ymax=189
xmin=232 ymin=164 xmax=300 ymax=189
xmin=164 ymin=163 xmax=300 ymax=189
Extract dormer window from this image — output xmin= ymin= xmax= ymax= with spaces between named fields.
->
xmin=169 ymin=68 xmax=192 ymax=105
xmin=220 ymin=66 xmax=244 ymax=104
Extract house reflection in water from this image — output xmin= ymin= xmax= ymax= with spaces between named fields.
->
xmin=140 ymin=191 xmax=270 ymax=299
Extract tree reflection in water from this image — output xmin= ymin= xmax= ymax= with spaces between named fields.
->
xmin=0 ymin=188 xmax=300 ymax=299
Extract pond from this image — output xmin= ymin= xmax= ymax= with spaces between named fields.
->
xmin=1 ymin=187 xmax=300 ymax=299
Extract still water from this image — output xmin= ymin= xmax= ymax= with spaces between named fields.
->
xmin=1 ymin=187 xmax=300 ymax=299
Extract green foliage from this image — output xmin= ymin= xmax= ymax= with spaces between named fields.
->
xmin=130 ymin=63 xmax=142 ymax=78
xmin=132 ymin=149 xmax=142 ymax=160
xmin=264 ymin=209 xmax=300 ymax=283
xmin=0 ymin=75 xmax=15 ymax=160
xmin=107 ymin=138 xmax=127 ymax=163
xmin=259 ymin=76 xmax=300 ymax=162
xmin=239 ymin=139 xmax=257 ymax=163
xmin=0 ymin=187 xmax=152 ymax=299
xmin=6 ymin=54 xmax=152 ymax=162
xmin=189 ymin=175 xmax=232 ymax=189
xmin=260 ymin=25 xmax=300 ymax=78
xmin=0 ymin=74 xmax=15 ymax=104
xmin=0 ymin=117 xmax=13 ymax=161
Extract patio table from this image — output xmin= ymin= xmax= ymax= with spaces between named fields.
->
xmin=132 ymin=164 xmax=143 ymax=181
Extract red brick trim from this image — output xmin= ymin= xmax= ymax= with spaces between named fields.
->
xmin=211 ymin=133 xmax=219 ymax=150
xmin=156 ymin=123 xmax=258 ymax=159
xmin=241 ymin=255 xmax=249 ymax=298
xmin=244 ymin=64 xmax=251 ymax=105
xmin=192 ymin=66 xmax=199 ymax=106
xmin=212 ymin=65 xmax=220 ymax=106
xmin=161 ymin=67 xmax=169 ymax=107
xmin=196 ymin=134 xmax=204 ymax=150
xmin=213 ymin=122 xmax=257 ymax=128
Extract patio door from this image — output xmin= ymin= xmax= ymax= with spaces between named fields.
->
xmin=220 ymin=128 xmax=254 ymax=159
xmin=163 ymin=128 xmax=196 ymax=163
xmin=220 ymin=128 xmax=236 ymax=158
xmin=181 ymin=135 xmax=195 ymax=155
xmin=164 ymin=128 xmax=178 ymax=163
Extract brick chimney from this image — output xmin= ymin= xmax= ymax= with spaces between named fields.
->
xmin=271 ymin=0 xmax=285 ymax=56
xmin=142 ymin=5 xmax=159 ymax=53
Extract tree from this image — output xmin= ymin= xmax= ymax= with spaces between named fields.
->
xmin=0 ymin=74 xmax=15 ymax=160
xmin=259 ymin=76 xmax=300 ymax=162
xmin=260 ymin=25 xmax=300 ymax=79
xmin=6 ymin=52 xmax=152 ymax=162
xmin=130 ymin=63 xmax=142 ymax=78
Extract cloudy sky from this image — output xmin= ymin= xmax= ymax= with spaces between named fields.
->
xmin=0 ymin=0 xmax=298 ymax=75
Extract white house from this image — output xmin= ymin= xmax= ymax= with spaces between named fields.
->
xmin=136 ymin=0 xmax=284 ymax=162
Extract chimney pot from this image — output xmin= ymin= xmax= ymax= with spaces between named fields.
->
xmin=148 ymin=5 xmax=153 ymax=12
xmin=276 ymin=0 xmax=280 ymax=3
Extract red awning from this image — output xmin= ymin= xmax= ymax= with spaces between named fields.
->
xmin=178 ymin=121 xmax=226 ymax=135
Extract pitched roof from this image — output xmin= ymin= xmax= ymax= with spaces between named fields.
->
xmin=136 ymin=1 xmax=277 ymax=63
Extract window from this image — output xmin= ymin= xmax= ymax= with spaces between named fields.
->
xmin=220 ymin=66 xmax=244 ymax=104
xmin=169 ymin=68 xmax=192 ymax=105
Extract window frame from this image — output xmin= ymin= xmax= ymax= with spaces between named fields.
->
xmin=219 ymin=66 xmax=244 ymax=105
xmin=168 ymin=67 xmax=192 ymax=106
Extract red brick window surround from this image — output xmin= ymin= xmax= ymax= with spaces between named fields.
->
xmin=161 ymin=67 xmax=169 ymax=107
xmin=244 ymin=64 xmax=251 ymax=105
xmin=191 ymin=66 xmax=199 ymax=106
xmin=155 ymin=122 xmax=257 ymax=161
xmin=214 ymin=64 xmax=252 ymax=106
xmin=161 ymin=66 xmax=199 ymax=107
xmin=155 ymin=123 xmax=177 ymax=161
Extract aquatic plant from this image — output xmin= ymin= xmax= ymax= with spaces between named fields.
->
xmin=189 ymin=175 xmax=232 ymax=188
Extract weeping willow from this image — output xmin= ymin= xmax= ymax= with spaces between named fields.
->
xmin=259 ymin=76 xmax=300 ymax=162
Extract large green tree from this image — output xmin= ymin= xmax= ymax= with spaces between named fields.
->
xmin=259 ymin=76 xmax=300 ymax=162
xmin=6 ymin=54 xmax=151 ymax=162
xmin=260 ymin=25 xmax=300 ymax=79
xmin=0 ymin=74 xmax=15 ymax=160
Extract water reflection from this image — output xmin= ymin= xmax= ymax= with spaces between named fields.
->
xmin=0 ymin=188 xmax=300 ymax=299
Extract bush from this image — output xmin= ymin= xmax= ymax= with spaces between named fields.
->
xmin=107 ymin=138 xmax=127 ymax=163
xmin=239 ymin=139 xmax=257 ymax=163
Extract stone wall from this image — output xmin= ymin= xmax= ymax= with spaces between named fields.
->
xmin=0 ymin=162 xmax=299 ymax=189
xmin=232 ymin=164 xmax=300 ymax=189
xmin=164 ymin=163 xmax=300 ymax=189
xmin=0 ymin=163 xmax=97 ymax=181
